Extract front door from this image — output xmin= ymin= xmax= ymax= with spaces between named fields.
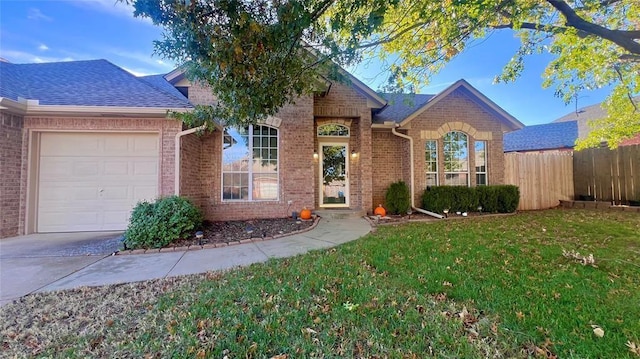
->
xmin=320 ymin=143 xmax=349 ymax=207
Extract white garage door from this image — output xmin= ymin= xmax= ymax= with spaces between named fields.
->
xmin=37 ymin=132 xmax=159 ymax=232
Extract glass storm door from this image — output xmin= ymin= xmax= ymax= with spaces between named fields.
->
xmin=320 ymin=144 xmax=349 ymax=207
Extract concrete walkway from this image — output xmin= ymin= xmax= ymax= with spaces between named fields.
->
xmin=0 ymin=217 xmax=371 ymax=306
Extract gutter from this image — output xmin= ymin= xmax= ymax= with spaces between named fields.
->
xmin=391 ymin=125 xmax=444 ymax=219
xmin=175 ymin=124 xmax=207 ymax=195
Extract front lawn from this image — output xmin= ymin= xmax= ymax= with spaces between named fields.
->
xmin=2 ymin=209 xmax=639 ymax=358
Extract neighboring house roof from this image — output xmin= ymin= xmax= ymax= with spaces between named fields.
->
xmin=504 ymin=121 xmax=578 ymax=152
xmin=553 ymin=97 xmax=640 ymax=146
xmin=373 ymin=80 xmax=524 ymax=131
xmin=0 ymin=59 xmax=191 ymax=108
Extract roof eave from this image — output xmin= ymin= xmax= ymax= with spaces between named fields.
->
xmin=0 ymin=98 xmax=192 ymax=117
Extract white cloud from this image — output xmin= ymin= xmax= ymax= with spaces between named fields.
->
xmin=70 ymin=0 xmax=153 ymax=25
xmin=27 ymin=8 xmax=53 ymax=22
xmin=120 ymin=66 xmax=151 ymax=77
xmin=1 ymin=49 xmax=74 ymax=64
xmin=38 ymin=44 xmax=49 ymax=51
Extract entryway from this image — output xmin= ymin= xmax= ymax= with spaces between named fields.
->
xmin=319 ymin=143 xmax=349 ymax=207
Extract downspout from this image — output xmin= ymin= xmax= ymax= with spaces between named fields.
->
xmin=391 ymin=124 xmax=444 ymax=219
xmin=175 ymin=124 xmax=207 ymax=195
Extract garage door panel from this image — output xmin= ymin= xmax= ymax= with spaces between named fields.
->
xmin=38 ymin=132 xmax=159 ymax=232
xmin=133 ymin=160 xmax=158 ymax=175
xmin=133 ymin=185 xmax=158 ymax=202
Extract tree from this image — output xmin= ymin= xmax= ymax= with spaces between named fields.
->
xmin=128 ymin=0 xmax=639 ymax=147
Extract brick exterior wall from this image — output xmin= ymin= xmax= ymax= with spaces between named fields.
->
xmin=0 ymin=112 xmax=24 ymax=238
xmin=370 ymin=89 xmax=510 ymax=211
xmin=313 ymin=82 xmax=374 ymax=212
xmin=18 ymin=116 xmax=181 ymax=234
xmin=191 ymin=97 xmax=316 ymax=221
xmin=371 ymin=130 xmax=406 ymax=209
xmin=179 ymin=133 xmax=204 ymax=203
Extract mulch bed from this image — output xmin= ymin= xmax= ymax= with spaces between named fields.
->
xmin=169 ymin=217 xmax=316 ymax=247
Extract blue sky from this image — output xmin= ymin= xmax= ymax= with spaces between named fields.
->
xmin=0 ymin=0 xmax=612 ymax=125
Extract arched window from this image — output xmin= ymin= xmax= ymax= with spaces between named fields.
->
xmin=443 ymin=131 xmax=469 ymax=186
xmin=317 ymin=124 xmax=349 ymax=137
xmin=222 ymin=125 xmax=278 ymax=200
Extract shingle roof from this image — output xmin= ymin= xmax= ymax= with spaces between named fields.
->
xmin=504 ymin=121 xmax=578 ymax=152
xmin=0 ymin=59 xmax=192 ymax=108
xmin=139 ymin=74 xmax=189 ymax=102
xmin=373 ymin=93 xmax=435 ymax=124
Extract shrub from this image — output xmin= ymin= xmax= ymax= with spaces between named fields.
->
xmin=124 ymin=196 xmax=203 ymax=249
xmin=495 ymin=185 xmax=520 ymax=213
xmin=422 ymin=186 xmax=476 ymax=213
xmin=385 ymin=181 xmax=411 ymax=215
xmin=421 ymin=185 xmax=520 ymax=214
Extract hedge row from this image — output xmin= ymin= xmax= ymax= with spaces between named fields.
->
xmin=421 ymin=185 xmax=520 ymax=214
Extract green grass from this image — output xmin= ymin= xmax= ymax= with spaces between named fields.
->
xmin=2 ymin=209 xmax=639 ymax=358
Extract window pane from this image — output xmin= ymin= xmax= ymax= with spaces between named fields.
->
xmin=444 ymin=173 xmax=469 ymax=186
xmin=443 ymin=131 xmax=469 ymax=186
xmin=426 ymin=173 xmax=438 ymax=187
xmin=222 ymin=125 xmax=278 ymax=201
xmin=222 ymin=128 xmax=249 ymax=172
xmin=318 ymin=124 xmax=349 ymax=137
xmin=476 ymin=174 xmax=487 ymax=186
xmin=253 ymin=174 xmax=278 ymax=200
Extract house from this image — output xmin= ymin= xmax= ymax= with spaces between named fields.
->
xmin=554 ymin=100 xmax=640 ymax=146
xmin=504 ymin=121 xmax=578 ymax=153
xmin=0 ymin=59 xmax=523 ymax=238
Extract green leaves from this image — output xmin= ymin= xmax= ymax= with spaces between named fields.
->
xmin=128 ymin=0 xmax=638 ymax=145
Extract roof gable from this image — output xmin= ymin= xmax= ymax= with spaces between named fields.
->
xmin=504 ymin=121 xmax=578 ymax=152
xmin=391 ymin=80 xmax=523 ymax=130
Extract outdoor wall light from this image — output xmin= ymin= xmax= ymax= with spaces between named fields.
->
xmin=313 ymin=150 xmax=319 ymax=160
xmin=351 ymin=150 xmax=357 ymax=158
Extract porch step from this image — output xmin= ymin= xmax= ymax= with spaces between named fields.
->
xmin=314 ymin=208 xmax=366 ymax=219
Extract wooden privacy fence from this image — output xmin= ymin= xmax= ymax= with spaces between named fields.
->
xmin=573 ymin=145 xmax=640 ymax=204
xmin=504 ymin=152 xmax=574 ymax=210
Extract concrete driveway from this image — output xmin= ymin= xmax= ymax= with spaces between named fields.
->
xmin=0 ymin=217 xmax=372 ymax=307
xmin=0 ymin=232 xmax=123 ymax=306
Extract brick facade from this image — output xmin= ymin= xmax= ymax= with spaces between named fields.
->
xmin=313 ymin=82 xmax=374 ymax=212
xmin=14 ymin=116 xmax=181 ymax=235
xmin=2 ymin=76 xmax=515 ymax=234
xmin=368 ymin=89 xmax=510 ymax=210
xmin=180 ymin=97 xmax=316 ymax=221
xmin=0 ymin=112 xmax=24 ymax=238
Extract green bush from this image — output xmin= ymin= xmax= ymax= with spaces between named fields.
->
xmin=124 ymin=196 xmax=203 ymax=249
xmin=495 ymin=185 xmax=520 ymax=213
xmin=384 ymin=181 xmax=411 ymax=215
xmin=421 ymin=185 xmax=520 ymax=214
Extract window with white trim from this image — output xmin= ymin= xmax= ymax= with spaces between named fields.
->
xmin=425 ymin=140 xmax=438 ymax=186
xmin=317 ymin=123 xmax=349 ymax=137
xmin=222 ymin=125 xmax=278 ymax=201
xmin=443 ymin=131 xmax=469 ymax=186
xmin=475 ymin=140 xmax=487 ymax=186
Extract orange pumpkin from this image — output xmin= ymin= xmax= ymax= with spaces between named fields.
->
xmin=300 ymin=208 xmax=312 ymax=220
xmin=374 ymin=204 xmax=386 ymax=217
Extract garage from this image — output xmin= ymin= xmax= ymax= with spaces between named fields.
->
xmin=37 ymin=132 xmax=159 ymax=232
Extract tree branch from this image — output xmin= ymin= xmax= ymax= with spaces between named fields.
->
xmin=546 ymin=0 xmax=640 ymax=55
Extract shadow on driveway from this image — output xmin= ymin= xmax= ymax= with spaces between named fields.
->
xmin=0 ymin=232 xmax=123 ymax=258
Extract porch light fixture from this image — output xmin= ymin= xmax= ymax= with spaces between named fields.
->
xmin=351 ymin=150 xmax=357 ymax=158
xmin=313 ymin=150 xmax=318 ymax=160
